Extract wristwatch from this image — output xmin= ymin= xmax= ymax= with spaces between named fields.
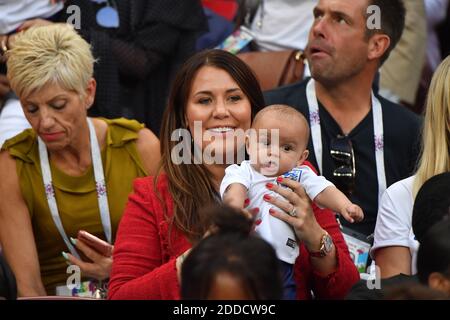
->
xmin=308 ymin=232 xmax=334 ymax=258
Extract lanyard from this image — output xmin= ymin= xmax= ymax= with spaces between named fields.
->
xmin=38 ymin=118 xmax=112 ymax=258
xmin=306 ymin=78 xmax=387 ymax=201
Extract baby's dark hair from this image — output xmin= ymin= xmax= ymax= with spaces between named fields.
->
xmin=417 ymin=219 xmax=450 ymax=285
xmin=181 ymin=205 xmax=283 ymax=300
xmin=384 ymin=283 xmax=448 ymax=300
xmin=412 ymin=172 xmax=450 ymax=243
xmin=252 ymin=104 xmax=310 ymax=142
xmin=199 ymin=204 xmax=254 ymax=236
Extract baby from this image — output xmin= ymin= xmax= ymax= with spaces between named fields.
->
xmin=220 ymin=104 xmax=363 ymax=298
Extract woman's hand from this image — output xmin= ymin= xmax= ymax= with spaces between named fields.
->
xmin=0 ymin=74 xmax=10 ymax=99
xmin=265 ymin=177 xmax=339 ymax=275
xmin=264 ymin=177 xmax=325 ymax=251
xmin=18 ymin=19 xmax=55 ymax=32
xmin=1 ymin=35 xmax=8 ymax=63
xmin=63 ymin=239 xmax=114 ymax=281
xmin=1 ymin=32 xmax=22 ymax=54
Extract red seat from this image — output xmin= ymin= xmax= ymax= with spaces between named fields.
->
xmin=202 ymin=0 xmax=238 ymax=21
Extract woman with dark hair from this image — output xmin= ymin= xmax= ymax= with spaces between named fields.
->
xmin=181 ymin=205 xmax=283 ymax=300
xmin=417 ymin=219 xmax=450 ymax=297
xmin=412 ymin=172 xmax=450 ymax=296
xmin=108 ymin=49 xmax=359 ymax=300
xmin=108 ymin=49 xmax=264 ymax=300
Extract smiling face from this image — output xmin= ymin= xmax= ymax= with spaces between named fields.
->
xmin=20 ymin=79 xmax=96 ymax=151
xmin=306 ymin=0 xmax=371 ymax=84
xmin=185 ymin=66 xmax=252 ymax=163
xmin=247 ymin=113 xmax=309 ymax=177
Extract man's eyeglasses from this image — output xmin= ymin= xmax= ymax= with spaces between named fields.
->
xmin=330 ymin=135 xmax=355 ymax=196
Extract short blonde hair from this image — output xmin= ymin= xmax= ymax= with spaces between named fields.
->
xmin=6 ymin=24 xmax=95 ymax=99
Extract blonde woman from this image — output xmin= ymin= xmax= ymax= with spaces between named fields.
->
xmin=371 ymin=55 xmax=450 ymax=279
xmin=0 ymin=25 xmax=160 ymax=296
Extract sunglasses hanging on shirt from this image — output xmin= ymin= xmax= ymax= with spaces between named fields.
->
xmin=91 ymin=0 xmax=119 ymax=28
xmin=306 ymin=78 xmax=387 ymax=202
xmin=330 ymin=135 xmax=356 ymax=196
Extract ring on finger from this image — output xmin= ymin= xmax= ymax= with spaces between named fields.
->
xmin=288 ymin=205 xmax=297 ymax=217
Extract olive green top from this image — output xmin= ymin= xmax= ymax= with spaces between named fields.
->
xmin=1 ymin=118 xmax=148 ymax=294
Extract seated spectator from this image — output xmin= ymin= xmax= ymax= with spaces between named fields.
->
xmin=181 ymin=205 xmax=283 ymax=300
xmin=347 ymin=172 xmax=450 ymax=299
xmin=0 ymin=0 xmax=64 ymax=35
xmin=417 ymin=218 xmax=450 ymax=297
xmin=265 ymin=0 xmax=421 ymax=238
xmin=412 ymin=172 xmax=450 ymax=244
xmin=413 ymin=173 xmax=450 ymax=297
xmin=221 ymin=104 xmax=363 ymax=299
xmin=18 ymin=0 xmax=207 ymax=135
xmin=372 ymin=56 xmax=450 ymax=279
xmin=238 ymin=0 xmax=317 ymax=52
xmin=0 ymin=0 xmax=65 ymax=146
xmin=108 ymin=49 xmax=359 ymax=300
xmin=378 ymin=0 xmax=426 ymax=110
xmin=0 ymin=25 xmax=160 ymax=297
xmin=409 ymin=0 xmax=450 ymax=114
xmin=0 ymin=75 xmax=30 ymax=148
xmin=196 ymin=7 xmax=235 ymax=51
xmin=425 ymin=0 xmax=449 ymax=73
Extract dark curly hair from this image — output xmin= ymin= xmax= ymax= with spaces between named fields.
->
xmin=181 ymin=205 xmax=283 ymax=300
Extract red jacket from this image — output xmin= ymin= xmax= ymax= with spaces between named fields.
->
xmin=109 ymin=173 xmax=359 ymax=300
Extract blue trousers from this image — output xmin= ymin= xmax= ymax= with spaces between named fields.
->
xmin=279 ymin=260 xmax=297 ymax=300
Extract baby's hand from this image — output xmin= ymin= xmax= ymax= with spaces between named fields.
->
xmin=340 ymin=204 xmax=364 ymax=223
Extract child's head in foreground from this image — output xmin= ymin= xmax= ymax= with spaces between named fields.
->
xmin=181 ymin=205 xmax=283 ymax=300
xmin=246 ymin=104 xmax=310 ymax=177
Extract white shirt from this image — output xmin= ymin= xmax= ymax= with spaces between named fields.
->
xmin=220 ymin=160 xmax=333 ymax=264
xmin=371 ymin=176 xmax=419 ymax=274
xmin=0 ymin=98 xmax=31 ymax=148
xmin=250 ymin=0 xmax=317 ymax=52
xmin=0 ymin=0 xmax=64 ymax=34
